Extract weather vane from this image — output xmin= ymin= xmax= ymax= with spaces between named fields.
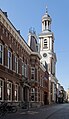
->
xmin=46 ymin=5 xmax=48 ymax=13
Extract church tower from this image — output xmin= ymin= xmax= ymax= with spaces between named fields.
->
xmin=39 ymin=7 xmax=57 ymax=104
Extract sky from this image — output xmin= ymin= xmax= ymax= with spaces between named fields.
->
xmin=0 ymin=0 xmax=69 ymax=90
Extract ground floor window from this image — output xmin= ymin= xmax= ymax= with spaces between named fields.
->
xmin=14 ymin=84 xmax=18 ymax=101
xmin=35 ymin=88 xmax=38 ymax=102
xmin=31 ymin=88 xmax=38 ymax=102
xmin=0 ymin=79 xmax=4 ymax=101
xmin=31 ymin=88 xmax=35 ymax=101
xmin=7 ymin=81 xmax=12 ymax=101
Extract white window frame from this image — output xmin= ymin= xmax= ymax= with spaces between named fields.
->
xmin=31 ymin=67 xmax=35 ymax=80
xmin=0 ymin=78 xmax=4 ymax=101
xmin=7 ymin=81 xmax=12 ymax=102
xmin=44 ymin=39 xmax=47 ymax=48
xmin=22 ymin=62 xmax=25 ymax=76
xmin=8 ymin=50 xmax=12 ymax=70
xmin=25 ymin=64 xmax=27 ymax=77
xmin=35 ymin=87 xmax=38 ymax=102
xmin=15 ymin=55 xmax=18 ymax=73
xmin=25 ymin=64 xmax=28 ymax=78
xmin=31 ymin=88 xmax=35 ymax=102
xmin=36 ymin=67 xmax=38 ymax=82
xmin=14 ymin=84 xmax=18 ymax=102
xmin=0 ymin=43 xmax=4 ymax=65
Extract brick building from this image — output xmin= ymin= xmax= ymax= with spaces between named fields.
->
xmin=0 ymin=9 xmax=49 ymax=107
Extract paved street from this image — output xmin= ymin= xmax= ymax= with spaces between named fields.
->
xmin=0 ymin=103 xmax=69 ymax=119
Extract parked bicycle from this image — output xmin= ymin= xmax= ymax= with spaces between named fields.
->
xmin=21 ymin=101 xmax=29 ymax=110
xmin=0 ymin=102 xmax=17 ymax=117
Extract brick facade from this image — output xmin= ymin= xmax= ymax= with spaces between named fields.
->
xmin=0 ymin=9 xmax=49 ymax=107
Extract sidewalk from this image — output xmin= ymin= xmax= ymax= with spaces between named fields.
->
xmin=17 ymin=103 xmax=58 ymax=113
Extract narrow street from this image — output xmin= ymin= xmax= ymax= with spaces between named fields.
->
xmin=1 ymin=103 xmax=69 ymax=119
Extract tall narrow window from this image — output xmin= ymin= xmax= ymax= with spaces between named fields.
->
xmin=15 ymin=84 xmax=18 ymax=101
xmin=51 ymin=59 xmax=55 ymax=75
xmin=22 ymin=63 xmax=27 ymax=78
xmin=45 ymin=20 xmax=47 ymax=30
xmin=44 ymin=39 xmax=47 ymax=48
xmin=0 ymin=79 xmax=4 ymax=101
xmin=22 ymin=63 xmax=25 ymax=76
xmin=8 ymin=50 xmax=12 ymax=70
xmin=15 ymin=55 xmax=18 ymax=73
xmin=25 ymin=64 xmax=27 ymax=78
xmin=7 ymin=81 xmax=12 ymax=101
xmin=0 ymin=44 xmax=3 ymax=65
xmin=31 ymin=88 xmax=35 ymax=101
xmin=31 ymin=67 xmax=35 ymax=80
xmin=35 ymin=88 xmax=38 ymax=102
xmin=40 ymin=75 xmax=42 ymax=86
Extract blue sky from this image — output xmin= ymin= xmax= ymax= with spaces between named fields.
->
xmin=0 ymin=0 xmax=69 ymax=90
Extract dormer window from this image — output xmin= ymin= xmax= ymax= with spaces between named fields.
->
xmin=43 ymin=39 xmax=48 ymax=48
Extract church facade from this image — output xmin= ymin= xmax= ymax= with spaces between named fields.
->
xmin=39 ymin=8 xmax=57 ymax=104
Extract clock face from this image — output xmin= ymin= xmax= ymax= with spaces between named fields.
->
xmin=43 ymin=53 xmax=47 ymax=57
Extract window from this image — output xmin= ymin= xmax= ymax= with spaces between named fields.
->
xmin=22 ymin=63 xmax=25 ymax=76
xmin=35 ymin=88 xmax=38 ymax=101
xmin=45 ymin=21 xmax=47 ymax=29
xmin=0 ymin=44 xmax=3 ymax=65
xmin=22 ymin=63 xmax=27 ymax=78
xmin=31 ymin=88 xmax=38 ymax=102
xmin=31 ymin=67 xmax=35 ymax=80
xmin=40 ymin=75 xmax=42 ymax=86
xmin=25 ymin=64 xmax=26 ymax=77
xmin=51 ymin=59 xmax=55 ymax=75
xmin=14 ymin=84 xmax=18 ymax=101
xmin=15 ymin=55 xmax=18 ymax=73
xmin=8 ymin=50 xmax=12 ymax=70
xmin=44 ymin=39 xmax=48 ymax=48
xmin=25 ymin=64 xmax=27 ymax=78
xmin=7 ymin=81 xmax=12 ymax=101
xmin=40 ymin=75 xmax=43 ymax=87
xmin=31 ymin=88 xmax=35 ymax=101
xmin=0 ymin=79 xmax=4 ymax=101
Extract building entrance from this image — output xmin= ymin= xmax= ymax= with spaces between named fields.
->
xmin=44 ymin=92 xmax=48 ymax=105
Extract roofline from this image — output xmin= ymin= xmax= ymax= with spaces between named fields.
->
xmin=31 ymin=52 xmax=42 ymax=59
xmin=0 ymin=9 xmax=32 ymax=54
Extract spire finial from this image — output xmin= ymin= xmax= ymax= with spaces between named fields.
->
xmin=46 ymin=5 xmax=48 ymax=14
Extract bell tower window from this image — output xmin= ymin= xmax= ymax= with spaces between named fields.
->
xmin=45 ymin=21 xmax=46 ymax=30
xmin=43 ymin=39 xmax=48 ymax=48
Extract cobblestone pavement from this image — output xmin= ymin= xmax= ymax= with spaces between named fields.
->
xmin=0 ymin=103 xmax=69 ymax=119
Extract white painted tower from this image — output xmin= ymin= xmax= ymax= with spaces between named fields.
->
xmin=39 ymin=7 xmax=57 ymax=104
